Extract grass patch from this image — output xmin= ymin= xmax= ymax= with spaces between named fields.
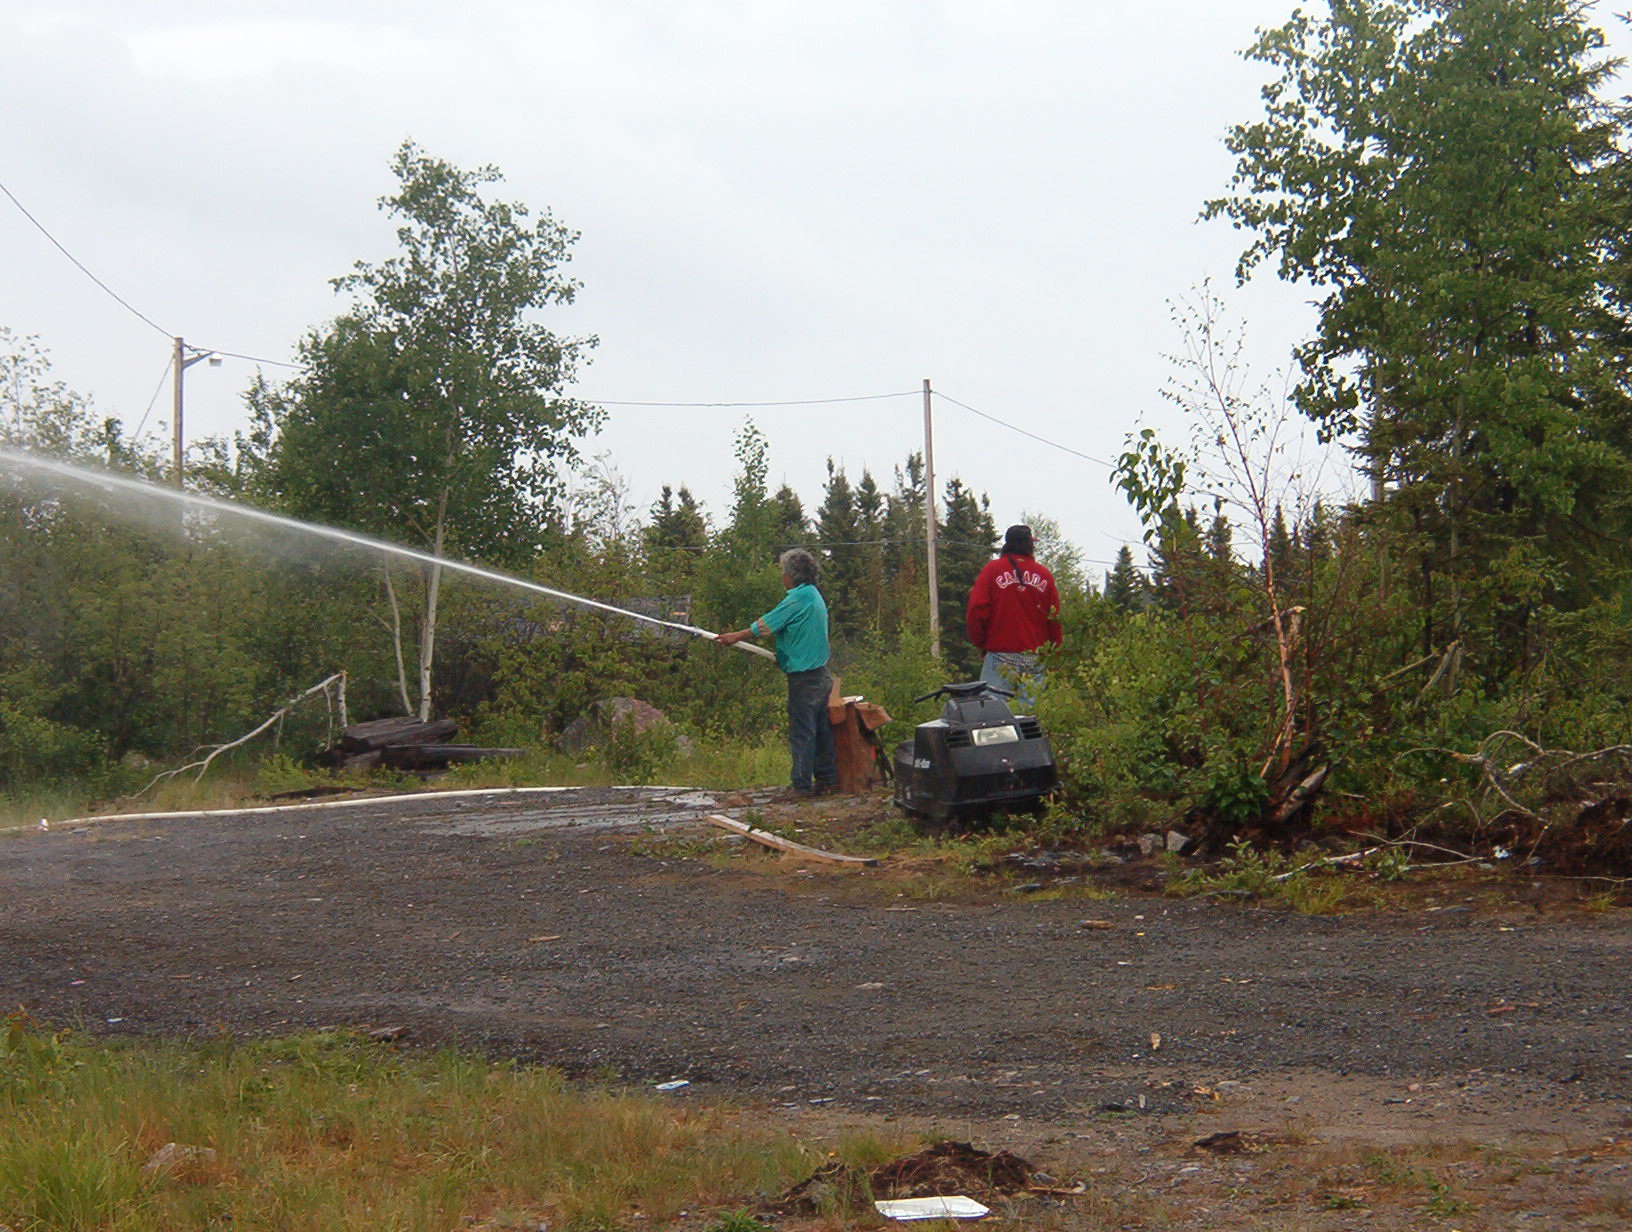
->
xmin=1172 ymin=838 xmax=1382 ymax=915
xmin=5 ymin=733 xmax=794 ymax=831
xmin=0 ymin=1017 xmax=836 ymax=1232
xmin=0 ymin=1019 xmax=1623 ymax=1231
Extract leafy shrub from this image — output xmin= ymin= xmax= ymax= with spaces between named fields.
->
xmin=1198 ymin=760 xmax=1270 ymax=828
xmin=0 ymin=1013 xmax=81 ymax=1098
xmin=0 ymin=702 xmax=101 ymax=781
xmin=600 ymin=715 xmax=679 ymax=785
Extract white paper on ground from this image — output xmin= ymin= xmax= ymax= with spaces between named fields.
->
xmin=874 ymin=1196 xmax=990 ymax=1220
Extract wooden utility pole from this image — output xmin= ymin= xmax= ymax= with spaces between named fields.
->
xmin=171 ymin=336 xmax=185 ymax=487
xmin=171 ymin=338 xmax=220 ymax=488
xmin=923 ymin=377 xmax=941 ymax=659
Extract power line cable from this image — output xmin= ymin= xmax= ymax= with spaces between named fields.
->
xmin=933 ymin=389 xmax=1112 ymax=467
xmin=0 ymin=177 xmax=173 ymax=340
xmin=0 ymin=186 xmax=1118 ymax=479
xmin=588 ymin=390 xmax=919 ymax=408
xmin=654 ymin=535 xmax=955 ymax=553
xmin=172 ymin=358 xmax=912 ymax=394
xmin=194 ymin=347 xmax=304 ymax=371
xmin=0 ymin=180 xmax=309 ymax=372
xmin=0 ymin=178 xmax=1113 ymax=472
xmin=131 ymin=355 xmax=176 ymax=439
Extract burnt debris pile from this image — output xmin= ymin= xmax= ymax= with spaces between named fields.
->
xmin=319 ymin=716 xmax=524 ymax=774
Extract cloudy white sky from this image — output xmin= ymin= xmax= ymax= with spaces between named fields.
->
xmin=4 ymin=2 xmax=1628 ymax=574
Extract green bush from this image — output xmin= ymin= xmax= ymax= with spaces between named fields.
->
xmin=1199 ymin=760 xmax=1270 ymax=828
xmin=599 ymin=716 xmax=680 ymax=785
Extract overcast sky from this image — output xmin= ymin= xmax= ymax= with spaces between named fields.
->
xmin=4 ymin=2 xmax=1628 ymax=575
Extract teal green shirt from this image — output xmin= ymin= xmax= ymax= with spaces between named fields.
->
xmin=754 ymin=583 xmax=830 ymax=673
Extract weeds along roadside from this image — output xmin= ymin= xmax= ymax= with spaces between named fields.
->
xmin=8 ymin=1017 xmax=1630 ymax=1231
xmin=0 ymin=730 xmax=793 ymax=832
xmin=0 ymin=1018 xmax=918 ymax=1232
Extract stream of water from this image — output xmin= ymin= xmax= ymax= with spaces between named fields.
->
xmin=0 ymin=448 xmax=775 ymax=659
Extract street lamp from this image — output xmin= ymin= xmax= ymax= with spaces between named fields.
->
xmin=172 ymin=337 xmax=221 ymax=488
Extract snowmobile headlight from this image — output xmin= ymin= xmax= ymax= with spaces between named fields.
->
xmin=971 ymin=725 xmax=1019 ymax=747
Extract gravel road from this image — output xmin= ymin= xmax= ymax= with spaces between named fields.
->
xmin=4 ymin=787 xmax=1628 ymax=1142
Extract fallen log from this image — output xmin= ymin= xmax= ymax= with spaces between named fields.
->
xmin=379 ymin=744 xmax=526 ymax=771
xmin=339 ymin=717 xmax=458 ymax=753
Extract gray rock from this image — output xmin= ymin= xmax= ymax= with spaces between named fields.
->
xmin=1166 ymin=830 xmax=1193 ymax=855
xmin=555 ymin=697 xmax=683 ymax=754
xmin=141 ymin=1142 xmax=217 ymax=1177
xmin=1138 ymin=833 xmax=1164 ymax=857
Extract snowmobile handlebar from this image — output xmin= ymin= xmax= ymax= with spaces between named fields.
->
xmin=911 ymin=681 xmax=1014 ymax=704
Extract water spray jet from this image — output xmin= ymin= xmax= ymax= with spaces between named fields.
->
xmin=0 ymin=448 xmax=776 ymax=659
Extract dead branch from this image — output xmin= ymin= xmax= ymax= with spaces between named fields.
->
xmin=1398 ymin=732 xmax=1553 ymax=824
xmin=1269 ymin=834 xmax=1501 ymax=883
xmin=1242 ymin=605 xmax=1306 ymax=638
xmin=1269 ymin=762 xmax=1328 ymax=826
xmin=1414 ymin=641 xmax=1463 ymax=705
xmin=1444 ymin=751 xmax=1536 ymax=820
xmin=1356 ymin=834 xmax=1478 ymax=862
xmin=1269 ymin=845 xmax=1383 ymax=881
xmin=1376 ymin=647 xmax=1445 ymax=689
xmin=1551 ymin=745 xmax=1632 ymax=776
xmin=126 ymin=673 xmax=347 ymax=800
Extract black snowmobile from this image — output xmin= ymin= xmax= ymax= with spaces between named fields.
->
xmin=892 ymin=681 xmax=1057 ymax=825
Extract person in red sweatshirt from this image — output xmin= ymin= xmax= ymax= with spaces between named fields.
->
xmin=965 ymin=524 xmax=1062 ymax=708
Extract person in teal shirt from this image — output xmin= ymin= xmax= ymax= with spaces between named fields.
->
xmin=717 ymin=548 xmax=837 ymax=795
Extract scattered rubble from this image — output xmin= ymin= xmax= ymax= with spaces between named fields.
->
xmin=783 ymin=1140 xmax=1034 ymax=1213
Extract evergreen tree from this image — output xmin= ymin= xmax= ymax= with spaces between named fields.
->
xmin=815 ymin=459 xmax=861 ymax=636
xmin=644 ymin=484 xmax=708 ymax=591
xmin=771 ymin=483 xmax=809 ymax=548
xmin=938 ymin=477 xmax=997 ymax=675
xmin=1297 ymin=501 xmax=1333 ymax=568
xmin=1104 ymin=545 xmax=1146 ymax=614
xmin=645 ymin=485 xmax=708 ymax=553
xmin=1264 ymin=504 xmax=1298 ymax=606
xmin=1148 ymin=506 xmax=1206 ymax=616
xmin=879 ymin=452 xmax=929 ymax=634
xmin=853 ymin=469 xmax=887 ymax=630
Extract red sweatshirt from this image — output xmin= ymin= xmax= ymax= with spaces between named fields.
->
xmin=965 ymin=553 xmax=1063 ymax=653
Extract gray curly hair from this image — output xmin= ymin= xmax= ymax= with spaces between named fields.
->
xmin=778 ymin=547 xmax=819 ymax=585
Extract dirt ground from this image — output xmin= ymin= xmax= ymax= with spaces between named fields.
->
xmin=4 ymin=785 xmax=1631 ymax=1228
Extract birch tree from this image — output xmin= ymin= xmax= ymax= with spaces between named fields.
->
xmin=246 ymin=142 xmax=600 ymax=718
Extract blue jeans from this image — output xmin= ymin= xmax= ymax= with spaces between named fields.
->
xmin=981 ymin=652 xmax=1043 ymax=711
xmin=786 ymin=666 xmax=837 ymax=793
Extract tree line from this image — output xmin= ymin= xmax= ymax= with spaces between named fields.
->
xmin=3 ymin=0 xmax=1630 ymax=863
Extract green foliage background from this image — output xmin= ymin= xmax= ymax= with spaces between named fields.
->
xmin=6 ymin=10 xmax=1632 ymax=859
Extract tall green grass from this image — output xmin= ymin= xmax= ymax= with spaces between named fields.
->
xmin=0 ymin=1020 xmax=839 ymax=1232
xmin=0 ymin=731 xmax=793 ymax=831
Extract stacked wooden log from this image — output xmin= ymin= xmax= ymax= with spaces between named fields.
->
xmin=320 ymin=717 xmax=525 ymax=773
